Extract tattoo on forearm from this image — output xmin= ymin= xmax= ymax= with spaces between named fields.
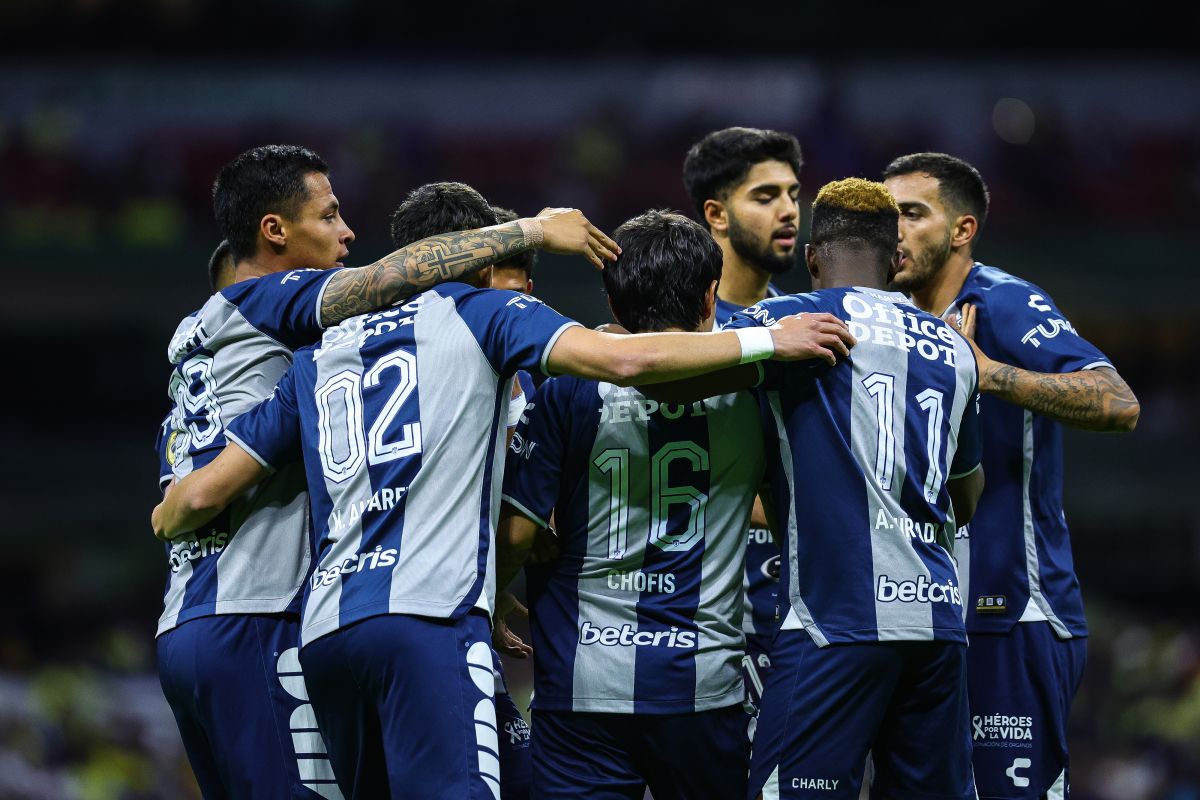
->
xmin=320 ymin=222 xmax=528 ymax=325
xmin=985 ymin=365 xmax=1140 ymax=431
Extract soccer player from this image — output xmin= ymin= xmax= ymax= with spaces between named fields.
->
xmin=683 ymin=126 xmax=804 ymax=726
xmin=388 ymin=182 xmax=533 ymax=800
xmin=720 ymin=178 xmax=984 ymax=799
xmin=882 ymin=153 xmax=1140 ymax=800
xmin=155 ymin=144 xmax=616 ymax=798
xmin=150 ymin=242 xmax=852 ymax=798
xmin=497 ymin=209 xmax=774 ymax=799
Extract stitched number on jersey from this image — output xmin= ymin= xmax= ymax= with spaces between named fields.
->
xmin=593 ymin=449 xmax=630 ymax=558
xmin=315 ymin=354 xmax=422 ymax=483
xmin=592 ymin=441 xmax=710 ymax=557
xmin=916 ymin=388 xmax=945 ymax=501
xmin=172 ymin=352 xmax=220 ymax=449
xmin=862 ymin=373 xmax=895 ymax=490
xmin=862 ymin=373 xmax=946 ymax=500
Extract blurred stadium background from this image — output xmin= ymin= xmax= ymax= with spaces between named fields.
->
xmin=1 ymin=3 xmax=1197 ymax=798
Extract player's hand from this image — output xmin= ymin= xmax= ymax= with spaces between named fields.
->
xmin=533 ymin=208 xmax=620 ymax=270
xmin=492 ymin=591 xmax=532 ymax=659
xmin=768 ymin=312 xmax=856 ymax=365
xmin=151 ymin=502 xmax=178 ymax=542
xmin=951 ymin=303 xmax=999 ymax=387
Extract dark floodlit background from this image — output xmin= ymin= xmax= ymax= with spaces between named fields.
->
xmin=2 ymin=4 xmax=1198 ymax=798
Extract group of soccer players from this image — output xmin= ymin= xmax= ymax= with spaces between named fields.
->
xmin=150 ymin=128 xmax=1139 ymax=800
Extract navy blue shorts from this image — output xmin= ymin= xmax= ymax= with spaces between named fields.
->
xmin=967 ymin=623 xmax=1086 ymax=799
xmin=743 ymin=632 xmax=776 ymax=741
xmin=748 ymin=632 xmax=974 ymax=800
xmin=531 ymin=704 xmax=750 ymax=800
xmin=299 ymin=612 xmax=498 ymax=800
xmin=157 ymin=612 xmax=337 ymax=799
xmin=493 ymin=650 xmax=532 ymax=800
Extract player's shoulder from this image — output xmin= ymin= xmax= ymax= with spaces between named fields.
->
xmin=963 ymin=262 xmax=1056 ymax=306
xmin=723 ymin=292 xmax=815 ymax=329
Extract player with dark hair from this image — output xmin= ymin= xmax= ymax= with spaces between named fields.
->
xmin=151 ymin=190 xmax=853 ymax=800
xmin=388 ymin=181 xmax=533 ymax=800
xmin=883 ymin=152 xmax=1139 ymax=800
xmin=489 ymin=206 xmax=537 ymax=295
xmin=155 ymin=144 xmax=619 ymax=798
xmin=497 ymin=209 xmax=769 ymax=799
xmin=716 ymin=178 xmax=984 ymax=799
xmin=683 ymin=126 xmax=803 ymax=733
xmin=207 ymin=239 xmax=235 ymax=293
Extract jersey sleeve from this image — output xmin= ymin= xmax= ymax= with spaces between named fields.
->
xmin=950 ymin=390 xmax=983 ymax=478
xmin=455 ymin=289 xmax=580 ymax=378
xmin=225 ymin=268 xmax=344 ymax=349
xmin=225 ymin=365 xmax=304 ymax=470
xmin=154 ymin=412 xmax=175 ymax=491
xmin=979 ymin=280 xmax=1113 ymax=375
xmin=501 ymin=377 xmax=572 ymax=528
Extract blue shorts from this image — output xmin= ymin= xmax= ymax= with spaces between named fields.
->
xmin=967 ymin=622 xmax=1086 ymax=799
xmin=157 ymin=612 xmax=336 ymax=799
xmin=531 ymin=704 xmax=750 ymax=800
xmin=493 ymin=650 xmax=532 ymax=800
xmin=743 ymin=632 xmax=775 ymax=741
xmin=748 ymin=632 xmax=974 ymax=800
xmin=299 ymin=612 xmax=497 ymax=800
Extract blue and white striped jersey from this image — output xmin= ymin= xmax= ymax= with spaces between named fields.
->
xmin=725 ymin=287 xmax=982 ymax=646
xmin=156 ymin=269 xmax=340 ymax=636
xmin=502 ymin=376 xmax=765 ymax=714
xmin=715 ymin=284 xmax=782 ymax=637
xmin=226 ymin=283 xmax=578 ymax=646
xmin=944 ymin=264 xmax=1111 ymax=638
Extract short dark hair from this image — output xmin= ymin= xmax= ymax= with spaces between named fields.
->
xmin=212 ymin=145 xmax=329 ymax=262
xmin=490 ymin=206 xmax=536 ymax=279
xmin=606 ymin=210 xmax=722 ymax=334
xmin=810 ymin=178 xmax=899 ymax=266
xmin=389 ymin=182 xmax=497 ymax=248
xmin=207 ymin=239 xmax=234 ymax=292
xmin=882 ymin=152 xmax=990 ymax=233
xmin=683 ymin=127 xmax=803 ymax=220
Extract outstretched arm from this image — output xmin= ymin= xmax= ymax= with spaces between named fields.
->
xmin=957 ymin=303 xmax=1140 ymax=431
xmin=319 ymin=209 xmax=619 ymax=327
xmin=152 ymin=444 xmax=268 ymax=540
xmin=545 ymin=312 xmax=854 ymax=390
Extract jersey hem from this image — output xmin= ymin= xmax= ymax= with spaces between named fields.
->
xmin=500 ymin=493 xmax=550 ymax=529
xmin=539 ymin=321 xmax=583 ymax=377
xmin=534 ymin=687 xmax=745 ymax=715
xmin=224 ymin=430 xmax=277 ymax=471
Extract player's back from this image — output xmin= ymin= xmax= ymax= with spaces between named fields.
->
xmin=157 ymin=270 xmax=338 ymax=635
xmin=503 ymin=374 xmax=765 ymax=714
xmin=235 ymin=282 xmax=578 ymax=646
xmin=729 ymin=286 xmax=980 ymax=647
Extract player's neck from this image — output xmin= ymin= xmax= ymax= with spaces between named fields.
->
xmin=232 ymin=252 xmax=290 ymax=284
xmin=909 ymin=251 xmax=975 ymax=316
xmin=818 ymin=264 xmax=886 ymax=291
xmin=716 ymin=241 xmax=772 ymax=309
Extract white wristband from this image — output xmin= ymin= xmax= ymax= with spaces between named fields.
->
xmin=735 ymin=327 xmax=775 ymax=364
xmin=516 ymin=218 xmax=544 ymax=248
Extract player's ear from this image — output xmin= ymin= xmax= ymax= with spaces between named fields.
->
xmin=805 ymin=244 xmax=821 ymax=287
xmin=888 ymin=247 xmax=902 ymax=283
xmin=951 ymin=213 xmax=979 ymax=250
xmin=261 ymin=213 xmax=287 ymax=250
xmin=700 ymin=280 xmax=719 ymax=330
xmin=703 ymin=199 xmax=727 ymax=234
xmin=525 ymin=279 xmax=534 ymax=296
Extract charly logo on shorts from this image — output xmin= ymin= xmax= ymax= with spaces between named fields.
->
xmin=972 ymin=714 xmax=1033 ymax=748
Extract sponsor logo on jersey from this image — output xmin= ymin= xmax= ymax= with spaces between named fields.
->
xmin=843 ymin=293 xmax=960 ymax=366
xmin=578 ymin=621 xmax=697 ymax=649
xmin=760 ymin=554 xmax=781 ymax=581
xmin=310 ymin=545 xmax=398 ymax=589
xmin=598 ymin=393 xmax=708 ymax=425
xmin=876 ymin=574 xmax=963 ymax=606
xmin=1020 ymin=317 xmax=1077 ymax=348
xmin=974 ymin=714 xmax=1034 ymax=748
xmin=1006 ymin=757 xmax=1032 ymax=787
xmin=167 ymin=532 xmax=229 ymax=572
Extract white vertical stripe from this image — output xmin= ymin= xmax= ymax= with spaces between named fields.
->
xmin=1020 ymin=410 xmax=1071 ymax=638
